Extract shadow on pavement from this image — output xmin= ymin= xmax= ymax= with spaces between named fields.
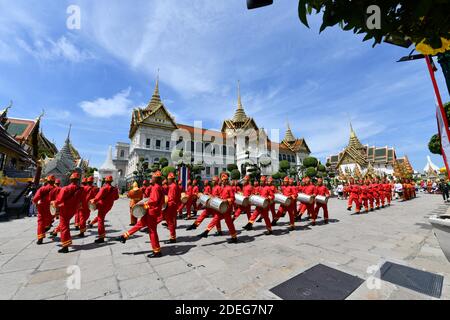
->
xmin=122 ymin=244 xmax=196 ymax=256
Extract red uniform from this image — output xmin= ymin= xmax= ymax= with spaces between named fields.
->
xmin=193 ymin=185 xmax=222 ymax=231
xmin=359 ymin=185 xmax=370 ymax=212
xmin=248 ymin=185 xmax=273 ymax=232
xmin=79 ymin=184 xmax=99 ymax=233
xmin=314 ymin=185 xmax=330 ymax=221
xmin=127 ymin=187 xmax=143 ymax=226
xmin=267 ymin=184 xmax=277 ymax=220
xmin=161 ymin=182 xmax=180 ymax=240
xmin=124 ymin=183 xmax=164 ymax=254
xmin=299 ymin=184 xmax=316 ymax=218
xmin=205 ymin=184 xmax=237 ymax=238
xmin=370 ymin=183 xmax=380 ymax=208
xmin=274 ymin=185 xmax=296 ymax=227
xmin=33 ymin=184 xmax=55 ymax=240
xmin=233 ymin=184 xmax=253 ymax=220
xmin=91 ymin=183 xmax=119 ymax=239
xmin=54 ymin=182 xmax=84 ymax=248
xmin=347 ymin=184 xmax=361 ymax=212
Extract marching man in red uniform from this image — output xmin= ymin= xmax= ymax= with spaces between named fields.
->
xmin=51 ymin=172 xmax=84 ymax=253
xmin=272 ymin=176 xmax=296 ymax=231
xmin=360 ymin=180 xmax=370 ymax=213
xmin=90 ymin=175 xmax=119 ymax=243
xmin=161 ymin=172 xmax=180 ymax=243
xmin=243 ymin=176 xmax=274 ymax=235
xmin=187 ymin=176 xmax=222 ymax=234
xmin=347 ymin=178 xmax=361 ymax=213
xmin=298 ymin=176 xmax=316 ymax=220
xmin=33 ymin=175 xmax=56 ymax=244
xmin=197 ymin=172 xmax=238 ymax=243
xmin=75 ymin=178 xmax=88 ymax=230
xmin=313 ymin=178 xmax=330 ymax=225
xmin=78 ymin=176 xmax=98 ymax=237
xmin=267 ymin=177 xmax=277 ymax=220
xmin=233 ymin=175 xmax=253 ymax=221
xmin=127 ymin=181 xmax=143 ymax=226
xmin=371 ymin=178 xmax=380 ymax=209
xmin=117 ymin=171 xmax=165 ymax=258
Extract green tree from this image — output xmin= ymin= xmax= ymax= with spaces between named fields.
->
xmin=230 ymin=169 xmax=241 ymax=180
xmin=303 ymin=157 xmax=318 ymax=168
xmin=161 ymin=166 xmax=176 ymax=177
xmin=317 ymin=164 xmax=326 ymax=172
xmin=298 ymin=0 xmax=450 ymax=50
xmin=429 ymin=134 xmax=442 ymax=155
xmin=279 ymin=160 xmax=290 ymax=172
xmin=305 ymin=167 xmax=317 ymax=178
xmin=227 ymin=164 xmax=238 ymax=172
xmin=159 ymin=157 xmax=169 ymax=168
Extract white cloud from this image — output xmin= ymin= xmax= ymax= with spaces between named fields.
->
xmin=16 ymin=36 xmax=93 ymax=63
xmin=79 ymin=88 xmax=134 ymax=118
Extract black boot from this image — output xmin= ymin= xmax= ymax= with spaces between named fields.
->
xmin=37 ymin=239 xmax=43 ymax=245
xmin=243 ymin=222 xmax=253 ymax=231
xmin=347 ymin=207 xmax=351 ymax=211
xmin=215 ymin=231 xmax=223 ymax=236
xmin=288 ymin=226 xmax=295 ymax=231
xmin=162 ymin=222 xmax=168 ymax=227
xmin=58 ymin=246 xmax=69 ymax=253
xmin=271 ymin=219 xmax=278 ymax=226
xmin=87 ymin=223 xmax=94 ymax=229
xmin=186 ymin=223 xmax=197 ymax=231
xmin=165 ymin=238 xmax=176 ymax=244
xmin=75 ymin=226 xmax=79 ymax=231
xmin=148 ymin=251 xmax=162 ymax=258
xmin=198 ymin=230 xmax=209 ymax=238
xmin=264 ymin=230 xmax=273 ymax=235
xmin=45 ymin=226 xmax=51 ymax=232
xmin=77 ymin=232 xmax=85 ymax=238
xmin=227 ymin=237 xmax=238 ymax=244
xmin=256 ymin=217 xmax=263 ymax=223
xmin=94 ymin=238 xmax=105 ymax=244
xmin=49 ymin=231 xmax=57 ymax=238
xmin=324 ymin=219 xmax=329 ymax=224
xmin=115 ymin=235 xmax=127 ymax=244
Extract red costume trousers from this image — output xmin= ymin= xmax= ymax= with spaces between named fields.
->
xmin=96 ymin=209 xmax=110 ymax=239
xmin=59 ymin=207 xmax=76 ymax=248
xmin=194 ymin=208 xmax=222 ymax=230
xmin=314 ymin=203 xmax=328 ymax=221
xmin=347 ymin=195 xmax=360 ymax=212
xmin=269 ymin=203 xmax=276 ymax=220
xmin=124 ymin=213 xmax=160 ymax=253
xmin=206 ymin=208 xmax=237 ymax=237
xmin=78 ymin=208 xmax=91 ymax=233
xmin=36 ymin=203 xmax=52 ymax=240
xmin=233 ymin=205 xmax=251 ymax=220
xmin=161 ymin=204 xmax=177 ymax=240
xmin=275 ymin=203 xmax=295 ymax=226
xmin=299 ymin=203 xmax=315 ymax=217
xmin=360 ymin=197 xmax=369 ymax=211
xmin=249 ymin=207 xmax=272 ymax=231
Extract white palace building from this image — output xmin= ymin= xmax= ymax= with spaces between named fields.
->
xmin=110 ymin=78 xmax=311 ymax=186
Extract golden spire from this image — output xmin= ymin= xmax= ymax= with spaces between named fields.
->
xmin=232 ymin=80 xmax=248 ymax=124
xmin=147 ymin=69 xmax=162 ymax=110
xmin=283 ymin=121 xmax=296 ymax=143
xmin=348 ymin=122 xmax=364 ymax=150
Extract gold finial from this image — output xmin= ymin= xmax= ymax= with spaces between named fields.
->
xmin=147 ymin=69 xmax=162 ymax=110
xmin=283 ymin=121 xmax=296 ymax=143
xmin=237 ymin=80 xmax=242 ymax=109
xmin=66 ymin=124 xmax=72 ymax=143
xmin=232 ymin=80 xmax=247 ymax=124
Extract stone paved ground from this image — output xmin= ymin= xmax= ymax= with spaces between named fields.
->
xmin=1 ymin=193 xmax=450 ymax=300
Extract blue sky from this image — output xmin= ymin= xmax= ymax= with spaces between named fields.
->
xmin=0 ymin=0 xmax=448 ymax=170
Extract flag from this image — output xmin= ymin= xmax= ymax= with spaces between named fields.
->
xmin=436 ymin=104 xmax=450 ymax=175
xmin=178 ymin=166 xmax=190 ymax=191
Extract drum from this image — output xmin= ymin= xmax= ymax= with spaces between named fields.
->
xmin=235 ymin=193 xmax=250 ymax=207
xmin=297 ymin=193 xmax=315 ymax=204
xmin=199 ymin=194 xmax=211 ymax=206
xmin=132 ymin=198 xmax=148 ymax=219
xmin=274 ymin=193 xmax=292 ymax=207
xmin=208 ymin=197 xmax=229 ymax=214
xmin=315 ymin=195 xmax=329 ymax=205
xmin=162 ymin=195 xmax=169 ymax=210
xmin=89 ymin=202 xmax=97 ymax=212
xmin=50 ymin=203 xmax=59 ymax=216
xmin=249 ymin=195 xmax=269 ymax=209
xmin=180 ymin=192 xmax=189 ymax=204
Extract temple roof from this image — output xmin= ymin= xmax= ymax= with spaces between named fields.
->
xmin=348 ymin=123 xmax=365 ymax=150
xmin=222 ymin=81 xmax=257 ymax=132
xmin=232 ymin=81 xmax=248 ymax=124
xmin=42 ymin=127 xmax=77 ymax=175
xmin=282 ymin=122 xmax=296 ymax=144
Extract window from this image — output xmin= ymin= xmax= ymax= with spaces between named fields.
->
xmin=156 ymin=140 xmax=161 ymax=150
xmin=146 ymin=139 xmax=151 ymax=148
xmin=166 ymin=141 xmax=170 ymax=150
xmin=222 ymin=145 xmax=227 ymax=156
xmin=120 ymin=150 xmax=125 ymax=158
xmin=206 ymin=167 xmax=211 ymax=175
xmin=214 ymin=167 xmax=219 ymax=176
xmin=279 ymin=153 xmax=282 ymax=161
xmin=282 ymin=154 xmax=286 ymax=160
xmin=190 ymin=141 xmax=195 ymax=152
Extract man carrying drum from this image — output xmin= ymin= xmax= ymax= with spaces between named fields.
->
xmin=160 ymin=172 xmax=180 ymax=243
xmin=271 ymin=176 xmax=296 ymax=231
xmin=33 ymin=175 xmax=56 ymax=245
xmin=90 ymin=175 xmax=119 ymax=244
xmin=298 ymin=176 xmax=316 ymax=221
xmin=78 ymin=176 xmax=98 ymax=237
xmin=116 ymin=171 xmax=165 ymax=258
xmin=233 ymin=175 xmax=253 ymax=221
xmin=51 ymin=172 xmax=84 ymax=253
xmin=243 ymin=176 xmax=273 ymax=235
xmin=127 ymin=181 xmax=143 ymax=226
xmin=187 ymin=176 xmax=222 ymax=234
xmin=197 ymin=172 xmax=238 ymax=243
xmin=313 ymin=178 xmax=330 ymax=225
xmin=267 ymin=177 xmax=277 ymax=221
